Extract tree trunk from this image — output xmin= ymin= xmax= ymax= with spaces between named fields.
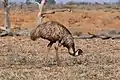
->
xmin=37 ymin=4 xmax=43 ymax=24
xmin=4 ymin=6 xmax=11 ymax=33
xmin=0 ymin=0 xmax=12 ymax=36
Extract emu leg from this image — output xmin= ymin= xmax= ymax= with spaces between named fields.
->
xmin=46 ymin=42 xmax=53 ymax=62
xmin=55 ymin=46 xmax=60 ymax=66
xmin=47 ymin=42 xmax=53 ymax=52
xmin=55 ymin=42 xmax=62 ymax=66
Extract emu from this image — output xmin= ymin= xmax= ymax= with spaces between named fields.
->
xmin=30 ymin=21 xmax=83 ymax=66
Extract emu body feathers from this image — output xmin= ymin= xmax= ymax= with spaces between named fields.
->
xmin=30 ymin=21 xmax=83 ymax=65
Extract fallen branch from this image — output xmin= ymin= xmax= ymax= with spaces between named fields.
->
xmin=41 ymin=9 xmax=73 ymax=16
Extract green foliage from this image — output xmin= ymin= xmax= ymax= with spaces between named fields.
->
xmin=35 ymin=0 xmax=41 ymax=3
xmin=26 ymin=0 xmax=56 ymax=4
xmin=26 ymin=0 xmax=32 ymax=4
xmin=47 ymin=0 xmax=56 ymax=4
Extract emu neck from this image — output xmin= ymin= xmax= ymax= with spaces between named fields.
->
xmin=68 ymin=47 xmax=75 ymax=56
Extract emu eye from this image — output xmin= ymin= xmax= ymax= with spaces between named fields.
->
xmin=78 ymin=49 xmax=83 ymax=54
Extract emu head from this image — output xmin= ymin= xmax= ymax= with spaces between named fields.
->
xmin=69 ymin=48 xmax=83 ymax=57
xmin=74 ymin=49 xmax=83 ymax=56
xmin=68 ymin=43 xmax=83 ymax=57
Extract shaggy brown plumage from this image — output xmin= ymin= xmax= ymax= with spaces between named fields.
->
xmin=30 ymin=21 xmax=83 ymax=65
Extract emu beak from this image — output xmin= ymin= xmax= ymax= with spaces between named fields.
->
xmin=74 ymin=49 xmax=83 ymax=57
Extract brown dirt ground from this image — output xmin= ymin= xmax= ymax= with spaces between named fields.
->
xmin=0 ymin=36 xmax=120 ymax=80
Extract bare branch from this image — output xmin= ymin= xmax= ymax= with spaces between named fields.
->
xmin=41 ymin=11 xmax=55 ymax=16
xmin=30 ymin=0 xmax=44 ymax=24
xmin=7 ymin=4 xmax=12 ymax=9
xmin=34 ymin=1 xmax=41 ymax=9
xmin=41 ymin=9 xmax=73 ymax=17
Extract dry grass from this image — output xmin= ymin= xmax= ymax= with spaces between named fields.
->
xmin=0 ymin=36 xmax=120 ymax=80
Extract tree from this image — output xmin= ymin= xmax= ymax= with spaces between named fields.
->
xmin=0 ymin=0 xmax=12 ymax=36
xmin=118 ymin=0 xmax=120 ymax=4
xmin=46 ymin=0 xmax=56 ymax=4
xmin=35 ymin=0 xmax=41 ymax=3
xmin=26 ymin=0 xmax=33 ymax=4
xmin=26 ymin=0 xmax=56 ymax=4
xmin=26 ymin=0 xmax=46 ymax=24
xmin=25 ymin=0 xmax=55 ymax=25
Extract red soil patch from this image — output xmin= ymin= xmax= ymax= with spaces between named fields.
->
xmin=0 ymin=10 xmax=120 ymax=33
